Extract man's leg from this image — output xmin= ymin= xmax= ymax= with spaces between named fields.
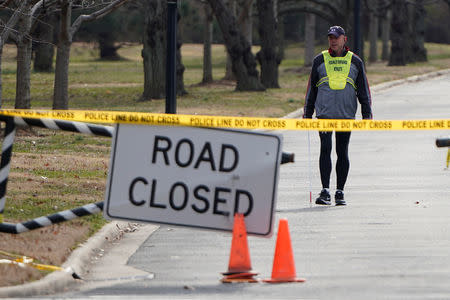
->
xmin=335 ymin=131 xmax=351 ymax=189
xmin=335 ymin=131 xmax=351 ymax=205
xmin=319 ymin=131 xmax=333 ymax=188
xmin=316 ymin=131 xmax=332 ymax=205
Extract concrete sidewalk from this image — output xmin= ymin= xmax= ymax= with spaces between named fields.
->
xmin=1 ymin=69 xmax=449 ymax=299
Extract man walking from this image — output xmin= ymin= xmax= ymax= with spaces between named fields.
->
xmin=303 ymin=26 xmax=372 ymax=206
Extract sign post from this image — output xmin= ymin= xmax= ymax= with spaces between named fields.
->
xmin=104 ymin=125 xmax=282 ymax=236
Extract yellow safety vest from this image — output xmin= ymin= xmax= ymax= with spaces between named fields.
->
xmin=316 ymin=50 xmax=355 ymax=90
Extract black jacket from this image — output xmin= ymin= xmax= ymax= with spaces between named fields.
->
xmin=303 ymin=47 xmax=373 ymax=119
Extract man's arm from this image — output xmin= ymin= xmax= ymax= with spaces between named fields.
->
xmin=303 ymin=55 xmax=321 ymax=118
xmin=353 ymin=56 xmax=373 ymax=119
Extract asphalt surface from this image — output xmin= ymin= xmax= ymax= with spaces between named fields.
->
xmin=2 ymin=70 xmax=450 ymax=299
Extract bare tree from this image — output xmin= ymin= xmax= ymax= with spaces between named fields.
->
xmin=140 ymin=0 xmax=166 ymax=100
xmin=13 ymin=3 xmax=33 ymax=108
xmin=237 ymin=0 xmax=253 ymax=42
xmin=256 ymin=0 xmax=280 ymax=88
xmin=52 ymin=0 xmax=130 ymax=110
xmin=139 ymin=0 xmax=186 ymax=101
xmin=223 ymin=0 xmax=253 ymax=81
xmin=381 ymin=8 xmax=391 ymax=61
xmin=368 ymin=10 xmax=378 ymax=63
xmin=278 ymin=0 xmax=344 ymax=23
xmin=389 ymin=0 xmax=408 ymax=65
xmin=278 ymin=0 xmax=350 ymax=58
xmin=223 ymin=0 xmax=236 ymax=80
xmin=0 ymin=0 xmax=33 ymax=107
xmin=388 ymin=0 xmax=427 ymax=65
xmin=202 ymin=1 xmax=213 ymax=84
xmin=410 ymin=0 xmax=427 ymax=62
xmin=363 ymin=0 xmax=392 ymax=61
xmin=304 ymin=12 xmax=315 ymax=67
xmin=33 ymin=7 xmax=57 ymax=72
xmin=208 ymin=0 xmax=265 ymax=91
xmin=9 ymin=0 xmax=52 ymax=109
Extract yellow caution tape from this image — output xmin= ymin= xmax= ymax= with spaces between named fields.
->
xmin=0 ymin=258 xmax=64 ymax=272
xmin=15 ymin=257 xmax=64 ymax=272
xmin=0 ymin=259 xmax=26 ymax=268
xmin=0 ymin=109 xmax=449 ymax=131
xmin=0 ymin=250 xmax=64 ymax=272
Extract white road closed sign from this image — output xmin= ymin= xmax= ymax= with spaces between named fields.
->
xmin=104 ymin=124 xmax=282 ymax=236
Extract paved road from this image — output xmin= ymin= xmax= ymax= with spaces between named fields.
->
xmin=58 ymin=73 xmax=450 ymax=299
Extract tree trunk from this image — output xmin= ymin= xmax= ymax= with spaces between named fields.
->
xmin=141 ymin=0 xmax=166 ymax=101
xmin=226 ymin=0 xmax=253 ymax=81
xmin=0 ymin=47 xmax=3 ymax=107
xmin=277 ymin=14 xmax=285 ymax=66
xmin=202 ymin=2 xmax=213 ymax=84
xmin=224 ymin=53 xmax=235 ymax=80
xmin=15 ymin=6 xmax=33 ymax=109
xmin=256 ymin=0 xmax=280 ymax=88
xmin=381 ymin=9 xmax=390 ymax=61
xmin=208 ymin=0 xmax=265 ymax=91
xmin=33 ymin=12 xmax=55 ymax=72
xmin=15 ymin=42 xmax=33 ymax=108
xmin=405 ymin=2 xmax=415 ymax=63
xmin=51 ymin=0 xmax=130 ymax=107
xmin=0 ymin=0 xmax=31 ymax=107
xmin=368 ymin=11 xmax=378 ymax=63
xmin=176 ymin=15 xmax=187 ymax=96
xmin=411 ymin=0 xmax=427 ymax=62
xmin=238 ymin=0 xmax=253 ymax=44
xmin=53 ymin=41 xmax=71 ymax=109
xmin=99 ymin=32 xmax=120 ymax=60
xmin=53 ymin=0 xmax=72 ymax=109
xmin=304 ymin=13 xmax=315 ymax=67
xmin=223 ymin=0 xmax=236 ymax=80
xmin=388 ymin=0 xmax=408 ymax=66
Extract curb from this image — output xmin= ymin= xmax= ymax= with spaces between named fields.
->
xmin=0 ymin=67 xmax=448 ymax=298
xmin=370 ymin=68 xmax=450 ymax=94
xmin=0 ymin=221 xmax=127 ymax=298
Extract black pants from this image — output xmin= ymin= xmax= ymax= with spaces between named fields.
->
xmin=319 ymin=131 xmax=351 ymax=190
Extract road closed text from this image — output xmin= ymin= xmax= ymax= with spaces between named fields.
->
xmin=128 ymin=178 xmax=253 ymax=216
xmin=126 ymin=135 xmax=253 ymax=216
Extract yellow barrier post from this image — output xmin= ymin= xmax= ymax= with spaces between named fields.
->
xmin=447 ymin=148 xmax=450 ymax=168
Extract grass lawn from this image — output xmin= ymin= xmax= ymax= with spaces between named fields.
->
xmin=0 ymin=41 xmax=449 ymax=287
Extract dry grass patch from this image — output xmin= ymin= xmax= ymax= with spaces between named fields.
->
xmin=0 ymin=265 xmax=42 ymax=287
xmin=1 ymin=128 xmax=109 ymax=287
xmin=0 ymin=222 xmax=89 ymax=287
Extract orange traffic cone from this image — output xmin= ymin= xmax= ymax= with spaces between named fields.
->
xmin=221 ymin=213 xmax=258 ymax=283
xmin=264 ymin=219 xmax=305 ymax=283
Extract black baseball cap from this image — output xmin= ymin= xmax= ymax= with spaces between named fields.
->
xmin=328 ymin=26 xmax=345 ymax=37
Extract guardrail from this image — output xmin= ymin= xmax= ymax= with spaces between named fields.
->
xmin=0 ymin=116 xmax=294 ymax=234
